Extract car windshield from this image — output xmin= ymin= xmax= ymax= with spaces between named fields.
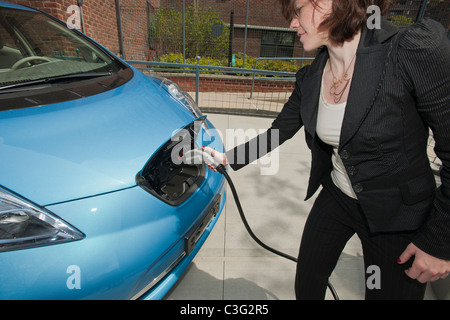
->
xmin=0 ymin=6 xmax=124 ymax=88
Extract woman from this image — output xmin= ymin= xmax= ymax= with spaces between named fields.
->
xmin=205 ymin=0 xmax=450 ymax=299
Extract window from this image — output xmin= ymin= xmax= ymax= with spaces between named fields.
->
xmin=260 ymin=30 xmax=295 ymax=57
xmin=0 ymin=7 xmax=124 ymax=81
xmin=389 ymin=9 xmax=404 ymax=15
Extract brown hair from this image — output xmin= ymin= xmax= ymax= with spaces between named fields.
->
xmin=277 ymin=0 xmax=393 ymax=44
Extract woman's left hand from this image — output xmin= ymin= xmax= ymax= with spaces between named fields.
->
xmin=398 ymin=243 xmax=450 ymax=283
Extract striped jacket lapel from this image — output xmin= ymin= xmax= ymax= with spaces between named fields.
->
xmin=299 ymin=19 xmax=399 ymax=148
xmin=299 ymin=48 xmax=328 ymax=139
xmin=339 ymin=21 xmax=399 ymax=149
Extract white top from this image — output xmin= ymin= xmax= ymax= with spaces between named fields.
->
xmin=316 ymin=70 xmax=357 ymax=199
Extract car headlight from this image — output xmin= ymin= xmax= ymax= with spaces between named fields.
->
xmin=0 ymin=187 xmax=84 ymax=252
xmin=149 ymin=74 xmax=203 ymax=118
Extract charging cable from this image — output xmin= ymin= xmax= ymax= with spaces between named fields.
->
xmin=184 ymin=149 xmax=339 ymax=300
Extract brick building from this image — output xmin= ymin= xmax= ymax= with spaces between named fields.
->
xmin=6 ymin=0 xmax=450 ymax=61
xmin=9 ymin=0 xmax=123 ymax=55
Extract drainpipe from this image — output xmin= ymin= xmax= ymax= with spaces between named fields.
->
xmin=183 ymin=0 xmax=186 ymax=65
xmin=242 ymin=0 xmax=249 ymax=68
xmin=228 ymin=10 xmax=234 ymax=68
xmin=77 ymin=0 xmax=86 ymax=33
xmin=416 ymin=0 xmax=428 ymax=22
xmin=115 ymin=0 xmax=125 ymax=59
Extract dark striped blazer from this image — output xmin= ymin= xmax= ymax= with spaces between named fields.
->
xmin=227 ymin=19 xmax=450 ymax=260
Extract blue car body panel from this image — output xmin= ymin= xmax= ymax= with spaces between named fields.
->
xmin=0 ymin=176 xmax=225 ymax=300
xmin=0 ymin=1 xmax=226 ymax=299
xmin=0 ymin=69 xmax=196 ymax=206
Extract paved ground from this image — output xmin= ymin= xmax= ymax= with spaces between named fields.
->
xmin=164 ymin=113 xmax=439 ymax=300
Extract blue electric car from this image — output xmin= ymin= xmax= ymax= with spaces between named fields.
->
xmin=0 ymin=1 xmax=226 ymax=299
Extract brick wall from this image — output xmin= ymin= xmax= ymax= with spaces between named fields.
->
xmin=158 ymin=73 xmax=295 ymax=93
xmin=10 ymin=0 xmax=70 ymax=20
xmin=81 ymin=0 xmax=121 ymax=55
xmin=9 ymin=0 xmax=121 ymax=55
xmin=119 ymin=0 xmax=152 ymax=60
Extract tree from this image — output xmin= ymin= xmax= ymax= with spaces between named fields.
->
xmin=149 ymin=6 xmax=229 ymax=60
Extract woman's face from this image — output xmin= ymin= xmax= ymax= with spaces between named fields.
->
xmin=289 ymin=0 xmax=332 ymax=51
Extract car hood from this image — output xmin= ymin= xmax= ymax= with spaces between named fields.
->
xmin=0 ymin=68 xmax=196 ymax=206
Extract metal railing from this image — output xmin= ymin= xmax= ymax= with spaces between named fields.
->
xmin=127 ymin=57 xmax=306 ymax=117
xmin=249 ymin=57 xmax=314 ymax=99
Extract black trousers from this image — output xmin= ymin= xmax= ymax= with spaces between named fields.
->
xmin=295 ymin=177 xmax=426 ymax=300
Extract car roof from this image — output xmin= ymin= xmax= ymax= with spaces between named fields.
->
xmin=0 ymin=1 xmax=39 ymax=12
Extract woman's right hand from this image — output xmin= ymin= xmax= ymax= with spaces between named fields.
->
xmin=202 ymin=146 xmax=228 ymax=172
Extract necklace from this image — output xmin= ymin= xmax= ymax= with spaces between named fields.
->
xmin=329 ymin=54 xmax=356 ymax=103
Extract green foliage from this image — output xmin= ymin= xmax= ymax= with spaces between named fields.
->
xmin=150 ymin=6 xmax=229 ymax=60
xmin=153 ymin=52 xmax=308 ymax=75
xmin=233 ymin=53 xmax=303 ymax=73
xmin=149 ymin=5 xmax=310 ymax=76
xmin=390 ymin=15 xmax=414 ymax=26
